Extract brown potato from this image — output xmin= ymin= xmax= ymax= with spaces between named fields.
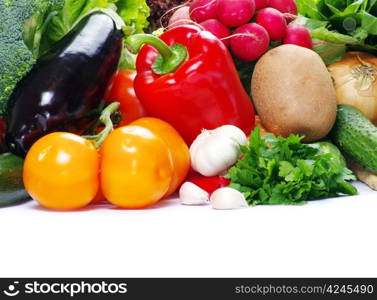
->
xmin=251 ymin=44 xmax=337 ymax=142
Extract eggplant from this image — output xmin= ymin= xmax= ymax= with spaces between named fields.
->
xmin=6 ymin=12 xmax=123 ymax=157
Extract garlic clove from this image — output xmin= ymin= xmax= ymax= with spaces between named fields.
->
xmin=210 ymin=187 xmax=248 ymax=210
xmin=215 ymin=125 xmax=248 ymax=146
xmin=193 ymin=136 xmax=234 ymax=176
xmin=189 ymin=125 xmax=248 ymax=177
xmin=179 ymin=182 xmax=209 ymax=205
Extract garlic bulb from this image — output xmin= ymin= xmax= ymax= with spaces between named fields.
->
xmin=210 ymin=187 xmax=248 ymax=210
xmin=328 ymin=52 xmax=377 ymax=124
xmin=179 ymin=182 xmax=209 ymax=205
xmin=189 ymin=125 xmax=247 ymax=177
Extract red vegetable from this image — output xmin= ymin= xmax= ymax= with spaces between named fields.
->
xmin=188 ymin=175 xmax=230 ymax=194
xmin=217 ymin=0 xmax=256 ymax=28
xmin=256 ymin=8 xmax=287 ymax=42
xmin=200 ymin=19 xmax=231 ymax=47
xmin=127 ymin=25 xmax=255 ymax=145
xmin=269 ymin=0 xmax=297 ymax=22
xmin=231 ymin=23 xmax=270 ymax=61
xmin=168 ymin=6 xmax=191 ymax=28
xmin=283 ymin=24 xmax=313 ymax=49
xmin=269 ymin=0 xmax=297 ymax=15
xmin=255 ymin=0 xmax=269 ymax=10
xmin=189 ymin=0 xmax=217 ymax=23
xmin=105 ymin=70 xmax=147 ymax=126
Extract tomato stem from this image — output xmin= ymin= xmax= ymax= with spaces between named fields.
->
xmin=83 ymin=102 xmax=120 ymax=149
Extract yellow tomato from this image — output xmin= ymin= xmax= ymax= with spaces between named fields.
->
xmin=131 ymin=117 xmax=190 ymax=196
xmin=100 ymin=125 xmax=174 ymax=208
xmin=23 ymin=132 xmax=99 ymax=210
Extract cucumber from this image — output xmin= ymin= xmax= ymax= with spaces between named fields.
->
xmin=315 ymin=141 xmax=347 ymax=168
xmin=0 ymin=153 xmax=29 ymax=207
xmin=330 ymin=105 xmax=377 ymax=173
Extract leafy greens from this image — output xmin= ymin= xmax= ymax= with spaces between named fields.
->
xmin=226 ymin=127 xmax=357 ymax=206
xmin=23 ymin=0 xmax=150 ymax=58
xmin=295 ymin=0 xmax=377 ymax=64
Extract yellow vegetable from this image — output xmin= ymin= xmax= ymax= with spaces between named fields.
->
xmin=328 ymin=51 xmax=377 ymax=124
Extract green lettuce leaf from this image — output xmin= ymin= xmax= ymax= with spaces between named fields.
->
xmin=312 ymin=40 xmax=347 ymax=64
xmin=116 ymin=0 xmax=149 ymax=35
xmin=24 ymin=0 xmax=149 ymax=58
xmin=295 ymin=0 xmax=377 ymax=64
xmin=361 ymin=11 xmax=377 ymax=34
xmin=41 ymin=0 xmax=110 ymax=54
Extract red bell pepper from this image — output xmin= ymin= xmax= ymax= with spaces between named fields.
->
xmin=126 ymin=25 xmax=255 ymax=144
xmin=188 ymin=174 xmax=230 ymax=195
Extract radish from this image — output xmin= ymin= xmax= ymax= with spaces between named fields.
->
xmin=231 ymin=23 xmax=270 ymax=61
xmin=189 ymin=0 xmax=217 ymax=23
xmin=269 ymin=0 xmax=297 ymax=22
xmin=269 ymin=0 xmax=297 ymax=14
xmin=217 ymin=0 xmax=256 ymax=28
xmin=283 ymin=24 xmax=313 ymax=49
xmin=168 ymin=6 xmax=192 ymax=28
xmin=200 ymin=19 xmax=231 ymax=46
xmin=255 ymin=0 xmax=269 ymax=10
xmin=256 ymin=8 xmax=286 ymax=41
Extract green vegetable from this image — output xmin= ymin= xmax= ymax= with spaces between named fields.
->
xmin=0 ymin=152 xmax=29 ymax=207
xmin=0 ymin=0 xmax=149 ymax=116
xmin=35 ymin=0 xmax=149 ymax=56
xmin=295 ymin=0 xmax=377 ymax=64
xmin=233 ymin=56 xmax=256 ymax=95
xmin=227 ymin=127 xmax=357 ymax=206
xmin=331 ymin=104 xmax=377 ymax=173
xmin=315 ymin=141 xmax=347 ymax=168
xmin=0 ymin=0 xmax=64 ymax=116
xmin=28 ymin=0 xmax=150 ymax=58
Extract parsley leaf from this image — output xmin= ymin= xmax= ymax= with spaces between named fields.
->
xmin=226 ymin=127 xmax=357 ymax=205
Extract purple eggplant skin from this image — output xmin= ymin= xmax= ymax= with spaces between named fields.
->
xmin=6 ymin=12 xmax=123 ymax=157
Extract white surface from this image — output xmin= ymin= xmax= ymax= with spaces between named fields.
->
xmin=0 ymin=182 xmax=376 ymax=278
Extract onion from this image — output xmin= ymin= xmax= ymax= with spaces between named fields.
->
xmin=328 ymin=52 xmax=377 ymax=124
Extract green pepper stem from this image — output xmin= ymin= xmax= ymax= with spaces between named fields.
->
xmin=125 ymin=34 xmax=188 ymax=75
xmin=83 ymin=102 xmax=120 ymax=149
xmin=126 ymin=34 xmax=173 ymax=60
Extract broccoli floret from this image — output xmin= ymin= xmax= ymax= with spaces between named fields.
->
xmin=0 ymin=0 xmax=64 ymax=116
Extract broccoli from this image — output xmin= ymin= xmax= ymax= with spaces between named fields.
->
xmin=0 ymin=0 xmax=64 ymax=116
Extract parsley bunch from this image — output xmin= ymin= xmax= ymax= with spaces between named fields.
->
xmin=227 ymin=127 xmax=357 ymax=205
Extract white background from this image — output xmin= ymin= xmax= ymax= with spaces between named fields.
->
xmin=0 ymin=181 xmax=376 ymax=277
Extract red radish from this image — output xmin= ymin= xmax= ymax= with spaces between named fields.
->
xmin=283 ymin=24 xmax=313 ymax=49
xmin=256 ymin=8 xmax=287 ymax=41
xmin=269 ymin=0 xmax=297 ymax=22
xmin=231 ymin=23 xmax=270 ymax=61
xmin=200 ymin=19 xmax=231 ymax=46
xmin=255 ymin=0 xmax=269 ymax=10
xmin=217 ymin=0 xmax=256 ymax=28
xmin=269 ymin=0 xmax=297 ymax=14
xmin=189 ymin=0 xmax=217 ymax=23
xmin=168 ymin=6 xmax=191 ymax=28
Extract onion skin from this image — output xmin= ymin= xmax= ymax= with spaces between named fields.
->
xmin=328 ymin=52 xmax=377 ymax=125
